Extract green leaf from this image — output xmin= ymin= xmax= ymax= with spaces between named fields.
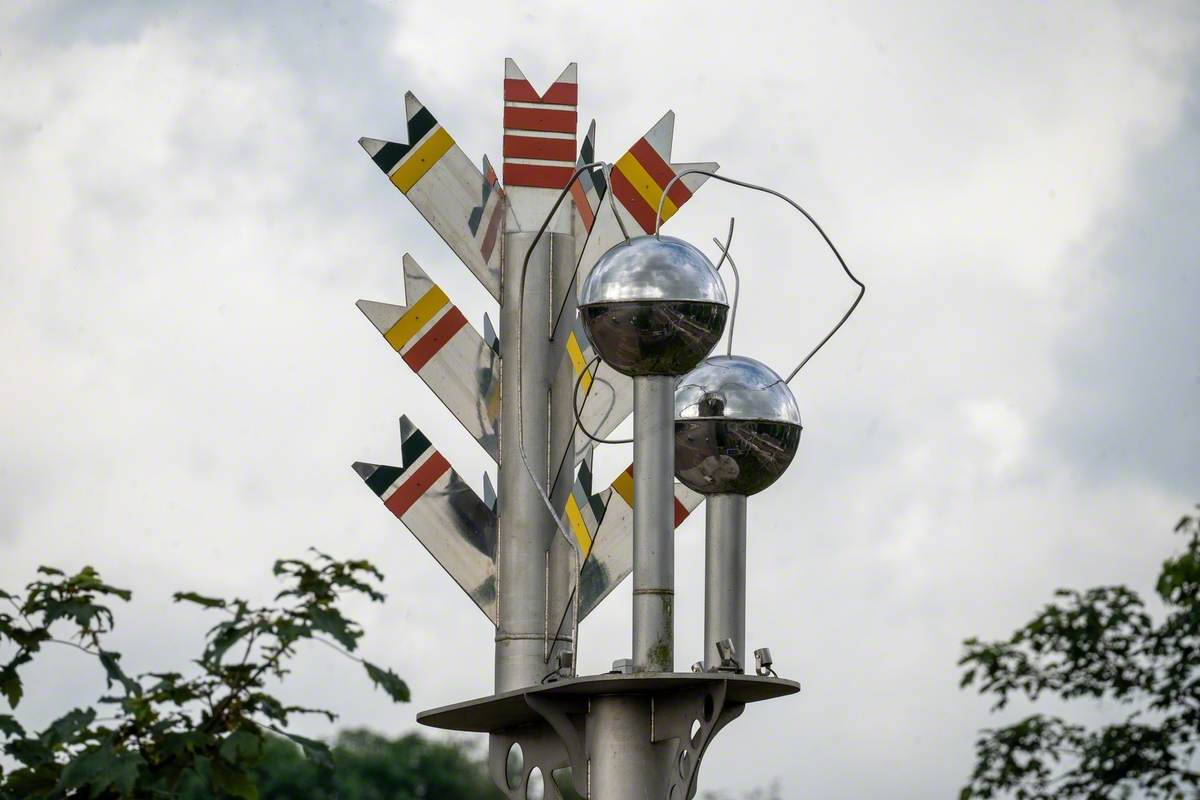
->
xmin=106 ymin=749 xmax=143 ymax=795
xmin=44 ymin=707 xmax=97 ymax=746
xmin=58 ymin=745 xmax=111 ymax=791
xmin=308 ymin=606 xmax=358 ymax=651
xmin=98 ymin=649 xmax=142 ymax=697
xmin=0 ymin=663 xmax=23 ymax=708
xmin=174 ymin=591 xmax=227 ymax=609
xmin=364 ymin=661 xmax=410 ymax=703
xmin=274 ymin=728 xmax=334 ymax=770
xmin=220 ymin=728 xmax=265 ymax=766
xmin=0 ymin=714 xmax=24 ymax=738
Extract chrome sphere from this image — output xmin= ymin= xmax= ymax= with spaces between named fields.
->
xmin=674 ymin=355 xmax=802 ymax=496
xmin=579 ymin=235 xmax=729 ymax=377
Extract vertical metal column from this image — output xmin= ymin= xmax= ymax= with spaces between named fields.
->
xmin=704 ymin=493 xmax=747 ymax=671
xmin=589 ymin=695 xmax=666 ymax=798
xmin=496 ymin=231 xmax=554 ymax=692
xmin=547 ymin=233 xmax=577 ymax=672
xmin=633 ymin=374 xmax=675 ymax=673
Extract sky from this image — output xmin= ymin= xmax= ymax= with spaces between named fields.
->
xmin=1 ymin=0 xmax=1198 ymax=796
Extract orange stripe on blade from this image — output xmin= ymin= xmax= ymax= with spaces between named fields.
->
xmin=403 ymin=306 xmax=468 ymax=372
xmin=383 ymin=451 xmax=450 ymax=519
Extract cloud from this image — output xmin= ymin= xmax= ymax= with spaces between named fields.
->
xmin=1 ymin=1 xmax=1197 ymax=796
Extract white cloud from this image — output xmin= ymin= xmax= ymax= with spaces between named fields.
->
xmin=1 ymin=2 xmax=1197 ymax=796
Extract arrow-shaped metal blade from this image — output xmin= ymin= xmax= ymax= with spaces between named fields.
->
xmin=563 ymin=446 xmax=706 ymax=620
xmin=502 ymin=59 xmax=578 ymax=225
xmin=569 ymin=119 xmax=605 ymax=244
xmin=357 ymin=254 xmax=501 ymax=463
xmin=554 ymin=113 xmax=720 ymax=467
xmin=360 ymin=93 xmax=505 ymax=301
xmin=353 ymin=416 xmax=498 ymax=624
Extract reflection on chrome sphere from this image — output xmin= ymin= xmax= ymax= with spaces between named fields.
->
xmin=673 ymin=355 xmax=803 ymax=495
xmin=580 ymin=301 xmax=728 ymax=377
xmin=674 ymin=419 xmax=801 ymax=496
xmin=579 ymin=235 xmax=728 ymax=377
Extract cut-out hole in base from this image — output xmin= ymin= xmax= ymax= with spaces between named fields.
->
xmin=526 ymin=766 xmax=545 ymax=800
xmin=552 ymin=767 xmax=581 ymax=799
xmin=506 ymin=743 xmax=524 ymax=791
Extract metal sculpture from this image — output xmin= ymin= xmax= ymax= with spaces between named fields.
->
xmin=353 ymin=60 xmax=862 ymax=799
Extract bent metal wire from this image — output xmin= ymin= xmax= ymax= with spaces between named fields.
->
xmin=654 ymin=169 xmax=867 ymax=384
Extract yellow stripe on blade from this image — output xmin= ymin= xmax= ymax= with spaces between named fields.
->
xmin=384 ymin=286 xmax=449 ymax=351
xmin=390 ymin=128 xmax=455 ymax=193
xmin=615 ymin=152 xmax=679 ymax=222
xmin=564 ymin=495 xmax=592 ymax=557
xmin=612 ymin=469 xmax=635 ymax=508
xmin=566 ymin=333 xmax=592 ymax=393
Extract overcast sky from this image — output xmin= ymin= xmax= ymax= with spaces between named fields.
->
xmin=2 ymin=1 xmax=1198 ymax=796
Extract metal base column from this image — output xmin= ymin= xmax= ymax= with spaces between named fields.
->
xmin=704 ymin=494 xmax=747 ymax=671
xmin=633 ymin=374 xmax=675 ymax=673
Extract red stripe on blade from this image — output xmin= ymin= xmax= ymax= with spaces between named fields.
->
xmin=403 ymin=307 xmax=468 ymax=372
xmin=481 ymin=202 xmax=503 ymax=261
xmin=503 ymin=79 xmax=578 ymax=105
xmin=503 ymin=163 xmax=575 ymax=189
xmin=673 ymin=498 xmax=690 ymax=527
xmin=504 ymin=134 xmax=577 ymax=161
xmin=629 ymin=138 xmax=693 ymax=207
xmin=504 ymin=106 xmax=576 ymax=134
xmin=609 ymin=167 xmax=658 ymax=233
xmin=570 ymin=180 xmax=594 ymax=230
xmin=383 ymin=451 xmax=450 ymax=519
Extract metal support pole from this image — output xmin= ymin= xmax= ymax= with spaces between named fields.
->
xmin=589 ymin=695 xmax=666 ymax=798
xmin=633 ymin=374 xmax=675 ymax=673
xmin=704 ymin=493 xmax=747 ymax=671
xmin=496 ymin=231 xmax=554 ymax=692
xmin=547 ymin=233 xmax=577 ymax=672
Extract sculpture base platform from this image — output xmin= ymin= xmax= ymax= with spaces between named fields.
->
xmin=418 ymin=672 xmax=800 ymax=800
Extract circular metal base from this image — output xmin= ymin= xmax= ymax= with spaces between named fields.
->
xmin=417 ymin=671 xmax=799 ymax=732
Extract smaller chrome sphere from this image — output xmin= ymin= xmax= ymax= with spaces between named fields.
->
xmin=674 ymin=355 xmax=802 ymax=496
xmin=579 ymin=235 xmax=729 ymax=377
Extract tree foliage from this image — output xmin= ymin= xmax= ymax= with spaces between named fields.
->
xmin=0 ymin=551 xmax=408 ymax=799
xmin=177 ymin=729 xmax=503 ymax=800
xmin=959 ymin=507 xmax=1200 ymax=798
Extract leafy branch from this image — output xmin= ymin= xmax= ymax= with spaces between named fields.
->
xmin=959 ymin=508 xmax=1200 ymax=798
xmin=0 ymin=550 xmax=408 ymax=800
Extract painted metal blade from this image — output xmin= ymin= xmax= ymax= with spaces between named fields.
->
xmin=502 ymin=59 xmax=579 ymax=228
xmin=353 ymin=416 xmax=498 ymax=624
xmin=357 ymin=254 xmax=501 ymax=462
xmin=554 ymin=113 xmax=720 ymax=467
xmin=359 ymin=93 xmax=505 ymax=300
xmin=563 ymin=447 xmax=706 ymax=620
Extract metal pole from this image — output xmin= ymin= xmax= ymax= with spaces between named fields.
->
xmin=589 ymin=695 xmax=665 ymax=798
xmin=547 ymin=233 xmax=577 ymax=671
xmin=496 ymin=231 xmax=554 ymax=692
xmin=704 ymin=493 xmax=747 ymax=671
xmin=633 ymin=374 xmax=675 ymax=673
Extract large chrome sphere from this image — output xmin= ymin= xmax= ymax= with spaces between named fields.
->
xmin=579 ymin=235 xmax=729 ymax=377
xmin=674 ymin=355 xmax=802 ymax=496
